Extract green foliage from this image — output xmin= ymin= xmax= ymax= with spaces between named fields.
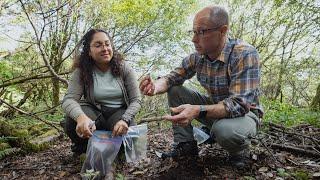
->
xmin=0 ymin=147 xmax=19 ymax=159
xmin=0 ymin=112 xmax=62 ymax=158
xmin=0 ymin=136 xmax=20 ymax=160
xmin=292 ymin=170 xmax=309 ymax=180
xmin=115 ymin=173 xmax=125 ymax=180
xmin=80 ymin=169 xmax=100 ymax=180
xmin=0 ymin=61 xmax=13 ymax=80
xmin=262 ymin=98 xmax=320 ymax=127
xmin=277 ymin=168 xmax=290 ymax=178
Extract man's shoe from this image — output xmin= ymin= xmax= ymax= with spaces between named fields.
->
xmin=162 ymin=140 xmax=198 ymax=159
xmin=229 ymin=150 xmax=250 ymax=169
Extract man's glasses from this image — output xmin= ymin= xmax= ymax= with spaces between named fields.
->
xmin=188 ymin=26 xmax=221 ymax=37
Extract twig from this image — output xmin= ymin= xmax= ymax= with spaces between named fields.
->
xmin=0 ymin=98 xmax=63 ymax=134
xmin=138 ymin=116 xmax=166 ymax=124
xmin=285 ymin=158 xmax=299 ymax=166
xmin=269 ymin=126 xmax=320 ymax=144
xmin=271 ymin=143 xmax=320 ymax=158
xmin=257 ymin=137 xmax=283 ymax=165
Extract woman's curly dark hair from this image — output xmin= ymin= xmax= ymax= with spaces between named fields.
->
xmin=72 ymin=29 xmax=123 ymax=88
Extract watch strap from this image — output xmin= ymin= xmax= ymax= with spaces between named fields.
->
xmin=198 ymin=105 xmax=207 ymax=119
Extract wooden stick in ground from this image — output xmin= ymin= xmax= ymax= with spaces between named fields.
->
xmin=0 ymin=98 xmax=63 ymax=134
xmin=138 ymin=116 xmax=166 ymax=124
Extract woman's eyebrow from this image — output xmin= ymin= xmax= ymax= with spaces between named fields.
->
xmin=93 ymin=40 xmax=110 ymax=44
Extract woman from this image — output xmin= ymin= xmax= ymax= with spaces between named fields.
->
xmin=62 ymin=29 xmax=141 ymax=154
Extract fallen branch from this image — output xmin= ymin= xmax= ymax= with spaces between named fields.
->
xmin=271 ymin=143 xmax=320 ymax=158
xmin=269 ymin=126 xmax=320 ymax=144
xmin=254 ymin=134 xmax=283 ymax=165
xmin=0 ymin=98 xmax=63 ymax=134
xmin=138 ymin=116 xmax=166 ymax=124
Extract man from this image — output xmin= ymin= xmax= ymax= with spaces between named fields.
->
xmin=139 ymin=5 xmax=263 ymax=168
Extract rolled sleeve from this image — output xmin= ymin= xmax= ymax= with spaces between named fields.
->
xmin=224 ymin=47 xmax=261 ymax=118
xmin=164 ymin=54 xmax=197 ymax=88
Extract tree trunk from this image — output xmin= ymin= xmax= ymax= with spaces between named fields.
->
xmin=310 ymin=84 xmax=320 ymax=111
xmin=52 ymin=77 xmax=60 ymax=107
xmin=51 ymin=58 xmax=62 ymax=108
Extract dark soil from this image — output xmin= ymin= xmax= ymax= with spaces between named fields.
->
xmin=1 ymin=125 xmax=319 ymax=179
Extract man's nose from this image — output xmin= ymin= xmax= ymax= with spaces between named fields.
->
xmin=192 ymin=34 xmax=199 ymax=43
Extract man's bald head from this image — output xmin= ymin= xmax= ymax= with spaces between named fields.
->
xmin=196 ymin=6 xmax=229 ymax=28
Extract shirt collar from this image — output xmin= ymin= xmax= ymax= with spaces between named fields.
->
xmin=204 ymin=38 xmax=232 ymax=63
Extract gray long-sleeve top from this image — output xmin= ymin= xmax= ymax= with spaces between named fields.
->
xmin=62 ymin=61 xmax=141 ymax=123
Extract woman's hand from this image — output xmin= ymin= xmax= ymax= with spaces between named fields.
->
xmin=112 ymin=120 xmax=129 ymax=137
xmin=76 ymin=114 xmax=96 ymax=139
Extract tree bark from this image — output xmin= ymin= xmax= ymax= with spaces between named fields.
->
xmin=310 ymin=84 xmax=320 ymax=111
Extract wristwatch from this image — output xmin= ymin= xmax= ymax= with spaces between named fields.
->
xmin=198 ymin=105 xmax=207 ymax=119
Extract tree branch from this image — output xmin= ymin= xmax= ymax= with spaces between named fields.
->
xmin=0 ymin=98 xmax=63 ymax=134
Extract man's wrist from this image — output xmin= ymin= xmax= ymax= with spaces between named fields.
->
xmin=121 ymin=118 xmax=130 ymax=126
xmin=198 ymin=105 xmax=207 ymax=119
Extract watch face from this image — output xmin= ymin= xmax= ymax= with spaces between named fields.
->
xmin=200 ymin=105 xmax=206 ymax=112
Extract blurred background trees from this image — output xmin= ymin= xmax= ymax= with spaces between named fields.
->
xmin=0 ymin=0 xmax=319 ymax=155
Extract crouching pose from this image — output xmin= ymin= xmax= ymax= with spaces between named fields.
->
xmin=139 ymin=5 xmax=263 ymax=169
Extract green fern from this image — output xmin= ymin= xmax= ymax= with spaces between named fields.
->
xmin=0 ymin=136 xmax=18 ymax=143
xmin=0 ymin=147 xmax=20 ymax=159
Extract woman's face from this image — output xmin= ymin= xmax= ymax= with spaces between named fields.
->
xmin=89 ymin=32 xmax=113 ymax=67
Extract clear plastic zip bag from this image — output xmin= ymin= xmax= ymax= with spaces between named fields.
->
xmin=81 ymin=130 xmax=122 ymax=179
xmin=123 ymin=124 xmax=148 ymax=162
xmin=193 ymin=126 xmax=210 ymax=145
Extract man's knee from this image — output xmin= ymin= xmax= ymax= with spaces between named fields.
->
xmin=211 ymin=118 xmax=256 ymax=153
xmin=167 ymin=86 xmax=185 ymax=98
xmin=167 ymin=86 xmax=186 ymax=107
xmin=213 ymin=123 xmax=246 ymax=146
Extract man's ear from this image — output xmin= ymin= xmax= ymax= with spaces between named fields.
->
xmin=220 ymin=25 xmax=228 ymax=36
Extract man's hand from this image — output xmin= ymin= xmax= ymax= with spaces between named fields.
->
xmin=112 ymin=120 xmax=129 ymax=137
xmin=139 ymin=75 xmax=156 ymax=96
xmin=76 ymin=114 xmax=96 ymax=139
xmin=164 ymin=104 xmax=200 ymax=127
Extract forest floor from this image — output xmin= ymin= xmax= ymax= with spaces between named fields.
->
xmin=0 ymin=124 xmax=320 ymax=180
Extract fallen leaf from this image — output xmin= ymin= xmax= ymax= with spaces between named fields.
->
xmin=258 ymin=167 xmax=268 ymax=172
xmin=266 ymin=172 xmax=273 ymax=177
xmin=313 ymin=172 xmax=320 ymax=177
xmin=300 ymin=160 xmax=310 ymax=164
xmin=252 ymin=154 xmax=258 ymax=160
xmin=132 ymin=171 xmax=145 ymax=175
xmin=59 ymin=171 xmax=67 ymax=177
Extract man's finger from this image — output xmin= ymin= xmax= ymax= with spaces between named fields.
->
xmin=170 ymin=106 xmax=184 ymax=114
xmin=139 ymin=79 xmax=148 ymax=89
xmin=143 ymin=84 xmax=153 ymax=95
xmin=139 ymin=76 xmax=151 ymax=88
xmin=146 ymin=84 xmax=154 ymax=95
xmin=164 ymin=114 xmax=183 ymax=122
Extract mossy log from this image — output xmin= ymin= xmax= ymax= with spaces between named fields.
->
xmin=0 ymin=118 xmax=62 ymax=153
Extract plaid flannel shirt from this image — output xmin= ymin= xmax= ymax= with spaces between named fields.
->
xmin=164 ymin=38 xmax=263 ymax=118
